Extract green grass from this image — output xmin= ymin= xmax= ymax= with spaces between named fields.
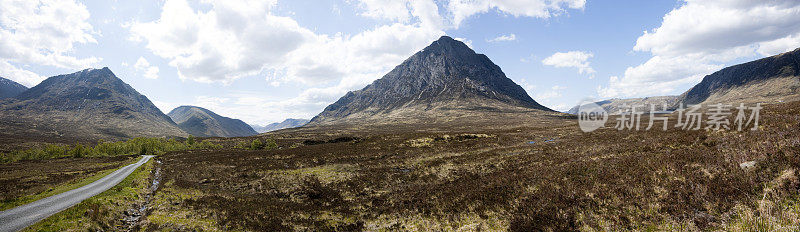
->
xmin=144 ymin=181 xmax=230 ymax=231
xmin=23 ymin=158 xmax=155 ymax=231
xmin=0 ymin=156 xmax=139 ymax=211
xmin=0 ymin=137 xmax=221 ymax=163
xmin=233 ymin=138 xmax=278 ymax=150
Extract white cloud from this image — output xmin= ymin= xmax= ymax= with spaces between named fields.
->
xmin=633 ymin=0 xmax=800 ymax=57
xmin=0 ymin=60 xmax=43 ymax=87
xmin=134 ymin=57 xmax=160 ymax=79
xmin=355 ymin=0 xmax=445 ymax=29
xmin=130 ymin=0 xmax=315 ymax=83
xmin=757 ymin=33 xmax=800 ymax=56
xmin=132 ymin=0 xmax=444 ymax=86
xmin=285 ymin=22 xmax=444 ymax=84
xmin=454 ymin=37 xmax=473 ymax=48
xmin=132 ymin=0 xmax=586 ymax=123
xmin=448 ymin=0 xmax=586 ymax=27
xmin=550 ymin=103 xmax=569 ymax=112
xmin=598 ymin=55 xmax=721 ymax=98
xmin=152 ymin=100 xmax=179 ymax=114
xmin=132 ymin=0 xmax=446 ymax=123
xmin=534 ymin=85 xmax=569 ymax=111
xmin=516 ymin=78 xmax=537 ymax=95
xmin=0 ymin=0 xmax=99 ymax=86
xmin=488 ymin=33 xmax=516 ymax=42
xmin=410 ymin=0 xmax=446 ymax=29
xmin=542 ymin=51 xmax=595 ymax=75
xmin=519 ymin=53 xmax=536 ymax=63
xmin=356 ymin=0 xmax=415 ymax=22
xmin=534 ymin=85 xmax=565 ymax=100
xmin=194 ymin=96 xmax=230 ymax=110
xmin=175 ymin=86 xmax=348 ymax=125
xmin=600 ymin=0 xmax=800 ymax=98
xmin=285 ymin=0 xmax=445 ymax=86
xmin=358 ymin=0 xmax=583 ymax=29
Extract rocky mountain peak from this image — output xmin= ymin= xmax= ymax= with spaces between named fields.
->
xmin=421 ymin=36 xmax=475 ymax=58
xmin=0 ymin=68 xmax=187 ymax=140
xmin=15 ymin=67 xmax=130 ymax=102
xmin=309 ymin=36 xmax=552 ymax=125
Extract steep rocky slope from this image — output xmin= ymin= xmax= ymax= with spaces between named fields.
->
xmin=679 ymin=48 xmax=800 ymax=105
xmin=310 ymin=36 xmax=553 ymax=125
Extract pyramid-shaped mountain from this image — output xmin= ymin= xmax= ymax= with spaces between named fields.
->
xmin=168 ymin=106 xmax=258 ymax=137
xmin=310 ymin=36 xmax=552 ymax=125
xmin=0 ymin=68 xmax=187 ymax=140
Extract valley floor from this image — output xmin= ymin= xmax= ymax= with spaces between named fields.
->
xmin=141 ymin=101 xmax=800 ymax=231
xmin=4 ymin=101 xmax=800 ymax=231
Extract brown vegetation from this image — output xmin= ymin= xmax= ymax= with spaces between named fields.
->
xmin=140 ymin=101 xmax=800 ymax=231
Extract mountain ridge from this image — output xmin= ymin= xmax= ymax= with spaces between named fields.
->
xmin=571 ymin=47 xmax=800 ymax=114
xmin=168 ymin=106 xmax=257 ymax=137
xmin=679 ymin=47 xmax=800 ymax=105
xmin=0 ymin=77 xmax=28 ymax=99
xmin=251 ymin=118 xmax=309 ymax=133
xmin=0 ymin=68 xmax=187 ymax=141
xmin=566 ymin=96 xmax=679 ymax=115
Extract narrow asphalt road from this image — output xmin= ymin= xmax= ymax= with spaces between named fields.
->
xmin=0 ymin=155 xmax=154 ymax=232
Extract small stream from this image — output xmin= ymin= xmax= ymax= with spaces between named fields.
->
xmin=122 ymin=160 xmax=162 ymax=231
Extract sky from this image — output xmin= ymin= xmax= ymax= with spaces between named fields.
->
xmin=1 ymin=0 xmax=800 ymax=126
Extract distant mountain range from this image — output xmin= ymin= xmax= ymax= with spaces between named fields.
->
xmin=250 ymin=118 xmax=309 ymax=133
xmin=0 ymin=68 xmax=187 ymax=140
xmin=0 ymin=38 xmax=797 ymax=141
xmin=570 ymin=47 xmax=800 ymax=113
xmin=168 ymin=106 xmax=257 ymax=137
xmin=309 ymin=36 xmax=552 ymax=125
xmin=0 ymin=77 xmax=28 ymax=99
xmin=566 ymin=96 xmax=679 ymax=115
